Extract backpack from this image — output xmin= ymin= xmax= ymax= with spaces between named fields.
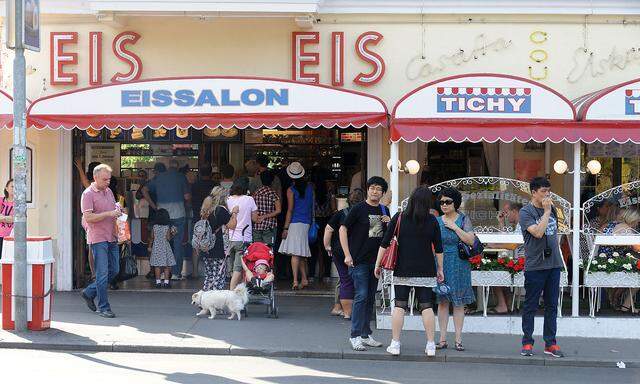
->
xmin=192 ymin=219 xmax=215 ymax=252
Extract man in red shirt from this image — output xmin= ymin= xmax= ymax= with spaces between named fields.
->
xmin=80 ymin=164 xmax=122 ymax=318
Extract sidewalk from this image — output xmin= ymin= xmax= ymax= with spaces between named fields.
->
xmin=0 ymin=291 xmax=638 ymax=368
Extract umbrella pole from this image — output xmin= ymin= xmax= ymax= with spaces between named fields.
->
xmin=571 ymin=142 xmax=581 ymax=318
xmin=390 ymin=142 xmax=399 ymax=215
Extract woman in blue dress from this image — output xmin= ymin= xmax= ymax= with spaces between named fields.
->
xmin=435 ymin=187 xmax=476 ymax=351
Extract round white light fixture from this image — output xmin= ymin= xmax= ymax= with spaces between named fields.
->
xmin=387 ymin=158 xmax=401 ymax=172
xmin=405 ymin=160 xmax=421 ymax=175
xmin=553 ymin=160 xmax=568 ymax=175
xmin=586 ymin=159 xmax=602 ymax=175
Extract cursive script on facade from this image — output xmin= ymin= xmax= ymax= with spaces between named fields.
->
xmin=566 ymin=46 xmax=640 ymax=83
xmin=405 ymin=34 xmax=512 ymax=81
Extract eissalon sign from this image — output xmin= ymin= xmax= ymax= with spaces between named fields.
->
xmin=121 ymin=88 xmax=289 ymax=107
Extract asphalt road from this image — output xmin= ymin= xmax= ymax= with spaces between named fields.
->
xmin=3 ymin=349 xmax=639 ymax=384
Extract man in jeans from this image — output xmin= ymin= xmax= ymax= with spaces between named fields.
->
xmin=519 ymin=177 xmax=564 ymax=358
xmin=143 ymin=160 xmax=191 ymax=280
xmin=339 ymin=176 xmax=390 ymax=351
xmin=80 ymin=164 xmax=122 ymax=318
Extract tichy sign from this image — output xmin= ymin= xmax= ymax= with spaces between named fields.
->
xmin=121 ymin=88 xmax=289 ymax=108
xmin=437 ymin=87 xmax=531 ymax=114
xmin=625 ymin=89 xmax=640 ymax=115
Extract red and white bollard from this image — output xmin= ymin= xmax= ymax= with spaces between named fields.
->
xmin=1 ymin=236 xmax=54 ymax=331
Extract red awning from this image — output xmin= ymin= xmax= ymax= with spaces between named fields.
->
xmin=0 ymin=90 xmax=14 ymax=128
xmin=27 ymin=76 xmax=388 ymax=130
xmin=392 ymin=73 xmax=576 ymax=143
xmin=573 ymin=78 xmax=640 ymax=143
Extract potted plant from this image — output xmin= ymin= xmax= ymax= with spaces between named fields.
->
xmin=585 ymin=251 xmax=640 ymax=287
xmin=469 ymin=254 xmax=514 ymax=286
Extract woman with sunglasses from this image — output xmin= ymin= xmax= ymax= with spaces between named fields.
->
xmin=435 ymin=187 xmax=476 ymax=351
xmin=374 ymin=186 xmax=444 ymax=356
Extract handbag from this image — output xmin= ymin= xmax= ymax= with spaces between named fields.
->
xmin=117 ymin=243 xmax=139 ymax=282
xmin=381 ymin=214 xmax=401 ymax=270
xmin=456 ymin=214 xmax=484 ymax=260
xmin=308 ymin=220 xmax=319 ymax=244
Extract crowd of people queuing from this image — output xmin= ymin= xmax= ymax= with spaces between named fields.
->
xmin=72 ymin=153 xmax=638 ymax=359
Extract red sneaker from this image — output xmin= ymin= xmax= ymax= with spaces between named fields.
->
xmin=544 ymin=345 xmax=565 ymax=358
xmin=520 ymin=344 xmax=534 ymax=356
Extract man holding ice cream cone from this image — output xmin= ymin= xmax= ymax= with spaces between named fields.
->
xmin=80 ymin=164 xmax=124 ymax=318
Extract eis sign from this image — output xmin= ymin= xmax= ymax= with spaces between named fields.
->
xmin=50 ymin=30 xmax=386 ymax=88
xmin=625 ymin=89 xmax=640 ymax=115
xmin=436 ymin=87 xmax=532 ymax=114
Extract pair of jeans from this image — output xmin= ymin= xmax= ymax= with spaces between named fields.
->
xmin=349 ymin=263 xmax=377 ymax=338
xmin=83 ymin=241 xmax=120 ymax=312
xmin=171 ymin=218 xmax=186 ymax=276
xmin=522 ymin=267 xmax=561 ymax=347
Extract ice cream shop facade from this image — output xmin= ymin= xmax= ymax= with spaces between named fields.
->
xmin=0 ymin=2 xmax=639 ymax=294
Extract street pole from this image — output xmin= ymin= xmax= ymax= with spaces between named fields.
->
xmin=12 ymin=0 xmax=28 ymax=332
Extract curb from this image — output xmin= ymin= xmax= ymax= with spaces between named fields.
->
xmin=0 ymin=341 xmax=636 ymax=368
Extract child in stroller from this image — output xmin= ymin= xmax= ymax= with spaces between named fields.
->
xmin=242 ymin=242 xmax=275 ymax=292
xmin=241 ymin=242 xmax=278 ymax=318
xmin=246 ymin=259 xmax=274 ymax=289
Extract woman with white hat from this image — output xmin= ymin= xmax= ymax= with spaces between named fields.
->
xmin=279 ymin=162 xmax=314 ymax=290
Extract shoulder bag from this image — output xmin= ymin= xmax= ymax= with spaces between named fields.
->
xmin=456 ymin=213 xmax=484 ymax=260
xmin=381 ymin=213 xmax=401 ymax=270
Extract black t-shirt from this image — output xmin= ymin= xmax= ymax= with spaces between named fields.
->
xmin=206 ymin=205 xmax=231 ymax=259
xmin=381 ymin=212 xmax=443 ymax=277
xmin=327 ymin=209 xmax=348 ymax=262
xmin=342 ymin=202 xmax=388 ymax=265
xmin=192 ymin=179 xmax=218 ymax=218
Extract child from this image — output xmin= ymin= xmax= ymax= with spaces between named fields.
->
xmin=148 ymin=208 xmax=177 ymax=289
xmin=244 ymin=259 xmax=274 ymax=289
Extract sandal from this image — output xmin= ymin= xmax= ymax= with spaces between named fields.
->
xmin=436 ymin=341 xmax=448 ymax=350
xmin=618 ymin=305 xmax=639 ymax=314
xmin=464 ymin=307 xmax=477 ymax=315
xmin=455 ymin=342 xmax=465 ymax=351
xmin=330 ymin=310 xmax=344 ymax=316
xmin=488 ymin=307 xmax=509 ymax=315
xmin=292 ymin=282 xmax=299 ymax=290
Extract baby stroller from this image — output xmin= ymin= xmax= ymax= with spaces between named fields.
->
xmin=242 ymin=242 xmax=278 ymax=318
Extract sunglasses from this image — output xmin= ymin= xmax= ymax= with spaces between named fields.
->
xmin=440 ymin=199 xmax=454 ymax=206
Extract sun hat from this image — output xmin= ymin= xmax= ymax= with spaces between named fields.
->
xmin=254 ymin=259 xmax=270 ymax=270
xmin=286 ymin=162 xmax=305 ymax=179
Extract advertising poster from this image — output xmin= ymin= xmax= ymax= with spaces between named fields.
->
xmin=85 ymin=143 xmax=121 ymax=176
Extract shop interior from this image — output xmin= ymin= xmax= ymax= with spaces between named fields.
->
xmin=71 ymin=126 xmax=366 ymax=290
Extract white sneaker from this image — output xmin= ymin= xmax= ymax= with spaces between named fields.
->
xmin=386 ymin=340 xmax=401 ymax=356
xmin=425 ymin=341 xmax=436 ymax=357
xmin=350 ymin=337 xmax=366 ymax=351
xmin=361 ymin=335 xmax=383 ymax=347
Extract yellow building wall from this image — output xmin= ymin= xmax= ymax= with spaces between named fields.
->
xmin=0 ymin=14 xmax=638 ymax=235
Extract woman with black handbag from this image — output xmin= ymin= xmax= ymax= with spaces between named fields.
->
xmin=435 ymin=187 xmax=476 ymax=352
xmin=374 ymin=186 xmax=444 ymax=356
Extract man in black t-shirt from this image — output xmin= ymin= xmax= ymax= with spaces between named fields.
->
xmin=340 ymin=177 xmax=390 ymax=351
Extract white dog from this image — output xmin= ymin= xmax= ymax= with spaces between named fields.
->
xmin=191 ymin=284 xmax=249 ymax=321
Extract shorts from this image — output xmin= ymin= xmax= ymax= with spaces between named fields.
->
xmin=228 ymin=241 xmax=245 ymax=273
xmin=253 ymin=228 xmax=276 ymax=247
xmin=394 ymin=285 xmax=433 ymax=312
